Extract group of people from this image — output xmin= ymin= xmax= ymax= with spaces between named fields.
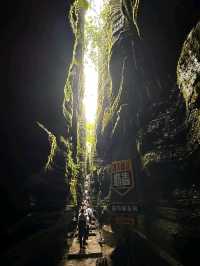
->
xmin=77 ymin=200 xmax=94 ymax=250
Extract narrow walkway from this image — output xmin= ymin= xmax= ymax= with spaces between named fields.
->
xmin=60 ymin=222 xmax=103 ymax=266
xmin=59 ymin=222 xmax=181 ymax=266
xmin=68 ymin=234 xmax=102 ymax=259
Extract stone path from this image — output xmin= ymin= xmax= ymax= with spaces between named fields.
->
xmin=67 ymin=234 xmax=102 ymax=259
xmin=101 ymin=225 xmax=115 ymax=256
xmin=59 ymin=223 xmax=180 ymax=266
xmin=62 ymin=258 xmax=97 ymax=266
xmin=59 ymin=222 xmax=104 ymax=266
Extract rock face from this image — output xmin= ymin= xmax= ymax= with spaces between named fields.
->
xmin=0 ymin=0 xmax=86 ymax=244
xmin=178 ymin=22 xmax=200 ymax=150
xmin=96 ymin=0 xmax=200 ymax=263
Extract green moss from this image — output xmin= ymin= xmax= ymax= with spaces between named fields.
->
xmin=102 ymin=57 xmax=126 ymax=132
xmin=69 ymin=1 xmax=79 ymax=34
xmin=63 ymin=0 xmax=85 ymax=126
xmin=63 ymin=79 xmax=73 ymax=126
xmin=77 ymin=0 xmax=90 ymax=10
xmin=121 ymin=0 xmax=141 ymax=37
xmin=60 ymin=135 xmax=80 ymax=206
xmin=77 ymin=116 xmax=86 ymax=163
xmin=37 ymin=122 xmax=58 ymax=171
xmin=60 ymin=136 xmax=79 ymax=177
xmin=177 ymin=22 xmax=200 ymax=111
xmin=69 ymin=177 xmax=78 ymax=206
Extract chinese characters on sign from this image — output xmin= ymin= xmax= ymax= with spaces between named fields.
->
xmin=113 ymin=172 xmax=131 ymax=187
xmin=110 ymin=160 xmax=138 ymax=225
xmin=110 ymin=204 xmax=138 ymax=213
xmin=111 ymin=160 xmax=134 ymax=196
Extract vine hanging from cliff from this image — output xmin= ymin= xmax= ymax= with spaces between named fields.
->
xmin=37 ymin=122 xmax=58 ymax=171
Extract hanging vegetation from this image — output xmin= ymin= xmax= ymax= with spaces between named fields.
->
xmin=37 ymin=122 xmax=58 ymax=171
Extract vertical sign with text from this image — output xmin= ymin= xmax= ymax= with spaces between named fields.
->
xmin=111 ymin=159 xmax=135 ymax=196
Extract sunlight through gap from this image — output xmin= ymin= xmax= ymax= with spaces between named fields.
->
xmin=83 ymin=0 xmax=103 ymax=124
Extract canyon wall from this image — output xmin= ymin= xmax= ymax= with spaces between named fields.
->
xmin=96 ymin=0 xmax=200 ymax=264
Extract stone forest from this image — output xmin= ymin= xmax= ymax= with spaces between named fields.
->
xmin=1 ymin=0 xmax=200 ymax=265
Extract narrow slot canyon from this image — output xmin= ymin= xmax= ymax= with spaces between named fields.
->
xmin=1 ymin=1 xmax=200 ymax=266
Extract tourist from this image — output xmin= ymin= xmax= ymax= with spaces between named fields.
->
xmin=78 ymin=208 xmax=87 ymax=250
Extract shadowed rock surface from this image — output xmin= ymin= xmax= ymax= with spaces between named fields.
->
xmin=95 ymin=0 xmax=200 ymax=265
xmin=1 ymin=1 xmax=200 ymax=265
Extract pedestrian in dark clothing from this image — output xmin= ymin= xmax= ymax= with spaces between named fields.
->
xmin=78 ymin=209 xmax=87 ymax=250
xmin=99 ymin=208 xmax=106 ymax=242
xmin=85 ymin=214 xmax=90 ymax=241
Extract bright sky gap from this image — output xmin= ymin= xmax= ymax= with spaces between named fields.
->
xmin=83 ymin=0 xmax=103 ymax=123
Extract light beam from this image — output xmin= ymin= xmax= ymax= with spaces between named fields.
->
xmin=83 ymin=0 xmax=104 ymax=123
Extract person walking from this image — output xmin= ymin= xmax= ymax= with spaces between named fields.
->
xmin=78 ymin=208 xmax=87 ymax=250
xmin=85 ymin=213 xmax=90 ymax=241
xmin=98 ymin=207 xmax=106 ymax=243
